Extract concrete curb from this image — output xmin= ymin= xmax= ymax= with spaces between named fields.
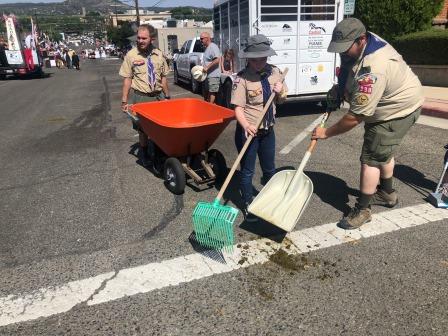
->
xmin=421 ymin=104 xmax=448 ymax=120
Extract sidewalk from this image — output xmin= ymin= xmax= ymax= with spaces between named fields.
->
xmin=422 ymin=86 xmax=448 ymax=119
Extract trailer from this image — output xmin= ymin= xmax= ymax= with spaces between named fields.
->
xmin=213 ymin=0 xmax=345 ymax=107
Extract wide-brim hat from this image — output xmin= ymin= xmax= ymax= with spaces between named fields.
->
xmin=328 ymin=18 xmax=366 ymax=53
xmin=238 ymin=34 xmax=277 ymax=59
xmin=191 ymin=65 xmax=207 ymax=82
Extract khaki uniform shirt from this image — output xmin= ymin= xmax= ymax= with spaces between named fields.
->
xmin=231 ymin=65 xmax=288 ymax=129
xmin=345 ymin=33 xmax=424 ymax=123
xmin=119 ymin=46 xmax=169 ymax=94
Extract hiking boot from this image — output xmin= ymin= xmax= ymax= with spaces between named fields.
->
xmin=370 ymin=189 xmax=398 ymax=208
xmin=242 ymin=206 xmax=258 ymax=223
xmin=338 ymin=206 xmax=371 ymax=230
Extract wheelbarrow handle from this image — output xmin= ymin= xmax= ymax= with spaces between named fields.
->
xmin=216 ymin=68 xmax=289 ymax=202
xmin=125 ymin=104 xmax=139 ymax=122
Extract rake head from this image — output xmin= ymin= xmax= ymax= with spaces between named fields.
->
xmin=192 ymin=199 xmax=238 ymax=251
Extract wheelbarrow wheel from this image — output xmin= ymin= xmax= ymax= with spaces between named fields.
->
xmin=163 ymin=158 xmax=186 ymax=194
xmin=208 ymin=149 xmax=227 ymax=184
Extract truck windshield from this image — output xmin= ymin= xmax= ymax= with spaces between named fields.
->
xmin=193 ymin=40 xmax=205 ymax=53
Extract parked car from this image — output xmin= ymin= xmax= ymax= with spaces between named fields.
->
xmin=173 ymin=37 xmax=205 ymax=94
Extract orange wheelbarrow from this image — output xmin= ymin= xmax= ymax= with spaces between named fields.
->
xmin=130 ymin=98 xmax=235 ymax=194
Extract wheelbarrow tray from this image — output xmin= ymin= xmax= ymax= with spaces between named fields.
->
xmin=132 ymin=98 xmax=234 ymax=157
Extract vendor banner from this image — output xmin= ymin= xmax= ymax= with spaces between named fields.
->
xmin=4 ymin=15 xmax=21 ymax=51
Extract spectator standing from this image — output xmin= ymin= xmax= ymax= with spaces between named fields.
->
xmin=200 ymin=32 xmax=221 ymax=104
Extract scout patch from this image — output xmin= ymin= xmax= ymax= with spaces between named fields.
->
xmin=355 ymin=94 xmax=369 ymax=105
xmin=232 ymin=83 xmax=238 ymax=91
xmin=357 ymin=73 xmax=377 ymax=95
xmin=248 ymin=89 xmax=262 ymax=98
xmin=132 ymin=60 xmax=145 ymax=66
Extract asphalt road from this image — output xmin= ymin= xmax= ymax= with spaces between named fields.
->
xmin=0 ymin=58 xmax=447 ymax=335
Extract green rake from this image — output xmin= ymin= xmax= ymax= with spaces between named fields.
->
xmin=192 ymin=68 xmax=289 ymax=251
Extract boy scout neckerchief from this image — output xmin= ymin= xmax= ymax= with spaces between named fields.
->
xmin=258 ymin=66 xmax=274 ymax=129
xmin=337 ymin=32 xmax=386 ymax=98
xmin=146 ymin=46 xmax=156 ymax=88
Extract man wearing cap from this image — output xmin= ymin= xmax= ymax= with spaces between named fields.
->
xmin=200 ymin=32 xmax=221 ymax=104
xmin=312 ymin=18 xmax=423 ymax=229
xmin=231 ymin=34 xmax=288 ymax=222
xmin=120 ymin=24 xmax=171 ymax=167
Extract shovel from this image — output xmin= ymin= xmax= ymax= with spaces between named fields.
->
xmin=248 ymin=111 xmax=330 ymax=232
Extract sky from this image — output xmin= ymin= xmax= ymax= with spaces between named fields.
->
xmin=0 ymin=0 xmax=214 ymax=7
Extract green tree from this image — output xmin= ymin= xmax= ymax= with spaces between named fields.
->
xmin=355 ymin=0 xmax=444 ymax=40
xmin=107 ymin=21 xmax=134 ymax=48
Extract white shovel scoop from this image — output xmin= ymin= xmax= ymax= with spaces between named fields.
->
xmin=248 ymin=112 xmax=329 ymax=232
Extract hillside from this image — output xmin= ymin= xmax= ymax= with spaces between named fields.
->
xmin=0 ymin=0 xmax=130 ymax=15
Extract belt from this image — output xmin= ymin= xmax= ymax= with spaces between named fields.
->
xmin=133 ymin=89 xmax=162 ymax=97
xmin=257 ymin=126 xmax=274 ymax=135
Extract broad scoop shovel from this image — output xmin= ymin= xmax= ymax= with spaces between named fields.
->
xmin=248 ymin=112 xmax=330 ymax=232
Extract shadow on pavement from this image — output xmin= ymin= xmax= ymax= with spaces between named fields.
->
xmin=305 ymin=171 xmax=359 ymax=216
xmin=394 ymin=164 xmax=437 ymax=196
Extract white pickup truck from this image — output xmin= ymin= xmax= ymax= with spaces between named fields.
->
xmin=173 ymin=37 xmax=205 ymax=94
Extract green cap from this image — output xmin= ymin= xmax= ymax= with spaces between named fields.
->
xmin=238 ymin=34 xmax=277 ymax=59
xmin=327 ymin=18 xmax=366 ymax=53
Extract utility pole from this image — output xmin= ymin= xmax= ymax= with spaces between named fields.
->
xmin=135 ymin=0 xmax=140 ymax=26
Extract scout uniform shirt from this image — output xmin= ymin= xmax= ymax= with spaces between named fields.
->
xmin=231 ymin=65 xmax=288 ymax=129
xmin=119 ymin=46 xmax=169 ymax=94
xmin=344 ymin=33 xmax=424 ymax=124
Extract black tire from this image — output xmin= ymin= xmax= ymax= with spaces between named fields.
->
xmin=163 ymin=158 xmax=186 ymax=194
xmin=173 ymin=66 xmax=179 ymax=85
xmin=0 ymin=74 xmax=6 ymax=80
xmin=208 ymin=149 xmax=227 ymax=184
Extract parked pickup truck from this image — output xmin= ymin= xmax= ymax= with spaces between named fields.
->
xmin=173 ymin=37 xmax=205 ymax=94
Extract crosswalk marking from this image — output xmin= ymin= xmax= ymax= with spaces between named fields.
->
xmin=0 ymin=203 xmax=446 ymax=327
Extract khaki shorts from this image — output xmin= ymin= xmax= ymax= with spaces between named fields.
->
xmin=361 ymin=107 xmax=421 ymax=166
xmin=131 ymin=90 xmax=165 ymax=131
xmin=205 ymin=77 xmax=220 ymax=94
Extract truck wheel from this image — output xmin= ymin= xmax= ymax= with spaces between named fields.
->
xmin=163 ymin=158 xmax=186 ymax=194
xmin=191 ymin=77 xmax=201 ymax=94
xmin=173 ymin=67 xmax=179 ymax=85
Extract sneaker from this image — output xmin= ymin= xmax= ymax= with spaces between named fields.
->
xmin=370 ymin=189 xmax=398 ymax=208
xmin=338 ymin=206 xmax=371 ymax=230
xmin=242 ymin=207 xmax=258 ymax=223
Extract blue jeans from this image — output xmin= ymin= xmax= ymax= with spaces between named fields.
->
xmin=235 ymin=124 xmax=276 ymax=205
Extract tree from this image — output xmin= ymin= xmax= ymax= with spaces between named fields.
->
xmin=355 ymin=0 xmax=444 ymax=40
xmin=107 ymin=22 xmax=134 ymax=48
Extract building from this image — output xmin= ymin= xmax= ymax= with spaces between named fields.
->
xmin=155 ymin=25 xmax=213 ymax=55
xmin=433 ymin=0 xmax=448 ymax=28
xmin=109 ymin=10 xmax=172 ymax=27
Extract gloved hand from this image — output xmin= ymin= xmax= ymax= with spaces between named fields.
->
xmin=326 ymin=85 xmax=342 ymax=112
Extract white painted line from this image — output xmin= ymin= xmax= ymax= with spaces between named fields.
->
xmin=0 ymin=203 xmax=446 ymax=327
xmin=280 ymin=115 xmax=323 ymax=154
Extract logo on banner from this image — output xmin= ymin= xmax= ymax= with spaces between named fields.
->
xmin=282 ymin=24 xmax=292 ymax=33
xmin=309 ymin=23 xmax=326 ymax=35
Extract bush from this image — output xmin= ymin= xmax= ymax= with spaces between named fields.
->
xmin=355 ymin=0 xmax=444 ymax=40
xmin=392 ymin=29 xmax=448 ymax=65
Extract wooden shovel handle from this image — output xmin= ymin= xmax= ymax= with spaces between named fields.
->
xmin=306 ymin=111 xmax=330 ymax=154
xmin=216 ymin=68 xmax=289 ymax=201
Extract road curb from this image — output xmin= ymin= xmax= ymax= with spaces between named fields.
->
xmin=421 ymin=106 xmax=448 ymax=120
